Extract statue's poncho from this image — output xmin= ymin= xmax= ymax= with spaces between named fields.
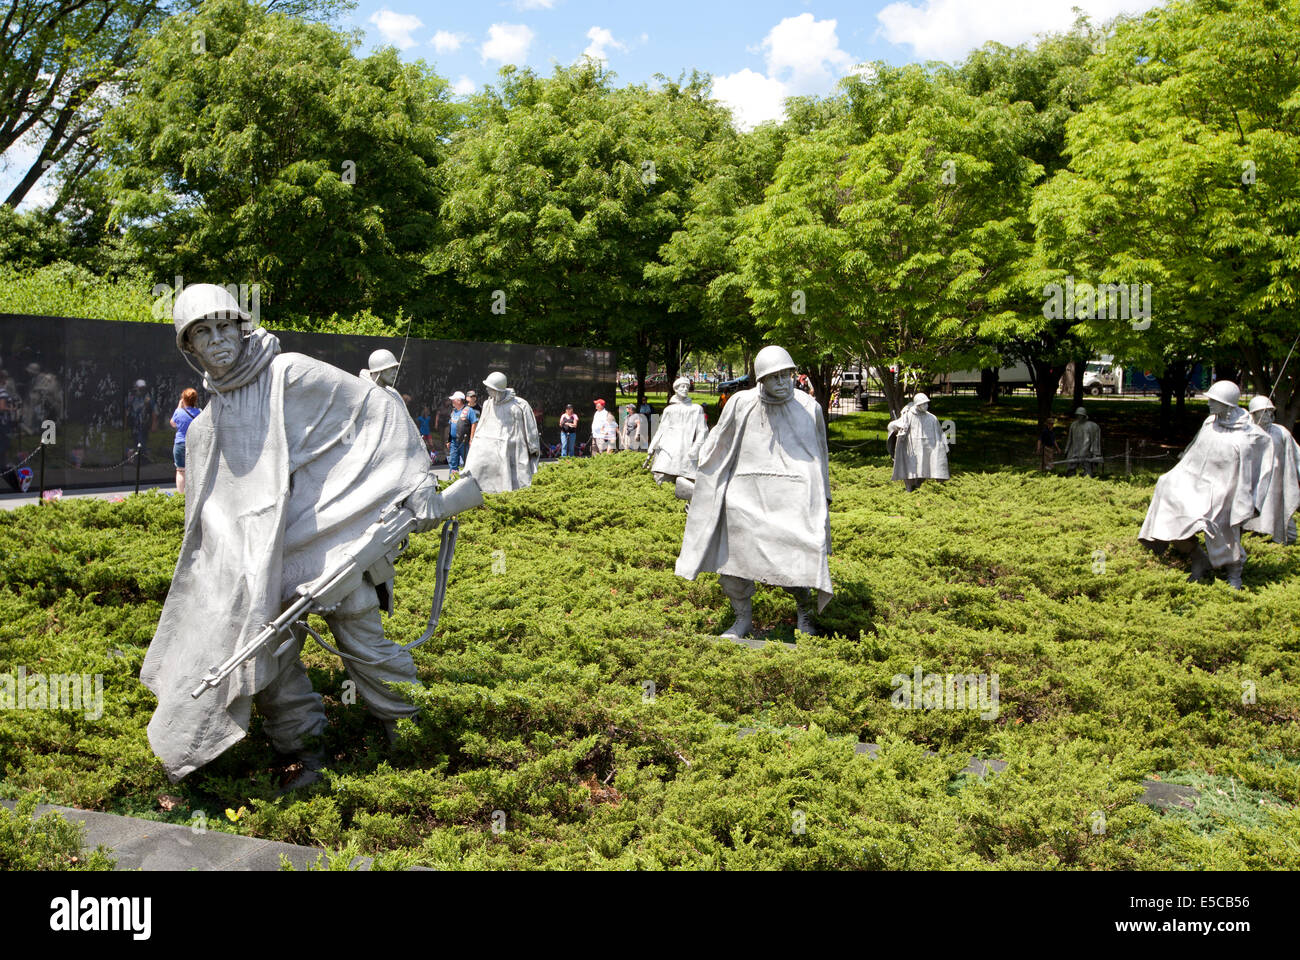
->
xmin=620 ymin=413 xmax=649 ymax=451
xmin=675 ymin=388 xmax=832 ymax=611
xmin=1244 ymin=421 xmax=1300 ymax=543
xmin=887 ymin=404 xmax=949 ymax=482
xmin=1139 ymin=407 xmax=1273 ymax=567
xmin=463 ymin=389 xmax=539 ymax=493
xmin=1064 ymin=419 xmax=1102 ymax=468
xmin=647 ymin=396 xmax=708 ymax=480
xmin=140 ymin=330 xmax=430 ymax=780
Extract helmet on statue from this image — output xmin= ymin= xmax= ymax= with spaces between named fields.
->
xmin=754 ymin=345 xmax=796 ymax=381
xmin=1204 ymin=381 xmax=1241 ymax=407
xmin=173 ymin=284 xmax=251 ymax=352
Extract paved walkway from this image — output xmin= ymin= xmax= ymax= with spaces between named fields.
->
xmin=1 ymin=799 xmax=381 ymax=870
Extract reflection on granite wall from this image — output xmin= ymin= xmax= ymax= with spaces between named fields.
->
xmin=0 ymin=315 xmax=616 ymax=491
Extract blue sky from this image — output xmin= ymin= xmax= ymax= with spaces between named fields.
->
xmin=2 ymin=0 xmax=1165 ymax=207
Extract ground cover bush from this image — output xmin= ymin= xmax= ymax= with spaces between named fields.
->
xmin=1 ymin=420 xmax=1298 ymax=868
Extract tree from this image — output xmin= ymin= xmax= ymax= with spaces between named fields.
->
xmin=0 ymin=0 xmax=348 ymax=211
xmin=433 ymin=63 xmax=733 ymax=388
xmin=647 ymin=122 xmax=790 ymax=403
xmin=98 ymin=0 xmax=452 ymax=323
xmin=1033 ymin=0 xmax=1300 ymax=430
xmin=736 ymin=65 xmax=1041 ymax=420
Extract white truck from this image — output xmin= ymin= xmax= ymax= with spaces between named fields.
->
xmin=939 ymin=362 xmax=1034 ymax=395
xmin=1081 ymin=356 xmax=1120 ymax=395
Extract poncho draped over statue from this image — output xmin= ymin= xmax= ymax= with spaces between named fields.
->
xmin=647 ymin=397 xmax=708 ymax=480
xmin=1244 ymin=421 xmax=1300 ymax=543
xmin=675 ymin=388 xmax=832 ymax=611
xmin=1064 ymin=419 xmax=1102 ymax=467
xmin=1139 ymin=407 xmax=1273 ymax=567
xmin=887 ymin=403 xmax=950 ymax=482
xmin=463 ymin=389 xmax=539 ymax=493
xmin=141 ymin=330 xmax=432 ymax=780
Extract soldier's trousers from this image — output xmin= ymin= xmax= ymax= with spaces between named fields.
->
xmin=253 ymin=583 xmax=420 ymax=754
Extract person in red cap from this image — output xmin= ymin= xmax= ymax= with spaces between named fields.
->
xmin=591 ymin=398 xmax=617 ymax=454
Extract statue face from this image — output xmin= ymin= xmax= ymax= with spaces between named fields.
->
xmin=760 ymin=369 xmax=794 ymax=401
xmin=674 ymin=381 xmax=690 ymax=401
xmin=488 ymin=386 xmax=505 ymax=402
xmin=1253 ymin=408 xmax=1274 ymax=428
xmin=1209 ymin=399 xmax=1233 ymax=422
xmin=187 ymin=317 xmax=242 ymax=377
xmin=915 ymin=402 xmax=929 ymax=415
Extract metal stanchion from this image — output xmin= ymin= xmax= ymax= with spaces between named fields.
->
xmin=134 ymin=443 xmax=142 ymax=494
xmin=1125 ymin=439 xmax=1131 ymax=477
xmin=38 ymin=444 xmax=46 ymax=502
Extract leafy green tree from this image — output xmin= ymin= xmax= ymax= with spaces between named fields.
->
xmin=1034 ymin=0 xmax=1300 ymax=429
xmin=737 ymin=65 xmax=1041 ymax=419
xmin=955 ymin=24 xmax=1103 ymax=423
xmin=98 ymin=0 xmax=451 ymax=324
xmin=0 ymin=0 xmax=349 ymax=210
xmin=434 ymin=63 xmax=732 ymax=394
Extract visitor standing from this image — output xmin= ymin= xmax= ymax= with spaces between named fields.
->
xmin=591 ymin=399 xmax=617 ymax=453
xmin=170 ymin=388 xmax=201 ymax=494
xmin=559 ymin=403 xmax=579 ymax=457
xmin=1037 ymin=422 xmax=1060 ymax=473
xmin=416 ymin=405 xmax=434 ymax=460
xmin=447 ymin=391 xmax=478 ymax=474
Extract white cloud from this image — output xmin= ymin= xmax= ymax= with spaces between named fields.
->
xmin=582 ymin=26 xmax=626 ymax=63
xmin=712 ymin=68 xmax=789 ymax=132
xmin=514 ymin=0 xmax=555 ymax=9
xmin=877 ymin=0 xmax=1165 ymax=61
xmin=368 ymin=9 xmax=424 ymax=51
xmin=714 ymin=15 xmax=863 ymax=131
xmin=431 ymin=30 xmax=469 ymax=54
xmin=761 ymin=13 xmax=854 ymax=94
xmin=481 ymin=23 xmax=534 ymax=64
xmin=452 ymin=75 xmax=476 ymax=96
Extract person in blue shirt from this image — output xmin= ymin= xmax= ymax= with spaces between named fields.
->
xmin=446 ymin=391 xmax=478 ymax=474
xmin=169 ymin=387 xmax=202 ymax=494
xmin=415 ymin=405 xmax=433 ymax=460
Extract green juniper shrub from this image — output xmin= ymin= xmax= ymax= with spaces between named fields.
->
xmin=1 ymin=439 xmax=1298 ymax=868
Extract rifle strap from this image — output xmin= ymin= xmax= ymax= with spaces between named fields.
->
xmin=294 ymin=517 xmax=460 ymax=668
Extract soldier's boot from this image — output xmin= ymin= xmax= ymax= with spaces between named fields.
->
xmin=718 ymin=575 xmax=755 ymax=639
xmin=382 ymin=718 xmax=401 ymax=745
xmin=282 ymin=749 xmax=324 ymax=792
xmin=720 ymin=597 xmax=753 ymax=639
xmin=787 ymin=588 xmax=817 ymax=636
xmin=1186 ymin=544 xmax=1212 ymax=584
xmin=1224 ymin=561 xmax=1245 ymax=591
xmin=1287 ymin=516 xmax=1298 ymax=546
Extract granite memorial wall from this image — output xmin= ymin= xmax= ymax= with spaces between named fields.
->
xmin=0 ymin=314 xmax=616 ymax=491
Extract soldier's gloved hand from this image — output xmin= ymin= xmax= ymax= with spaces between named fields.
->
xmin=403 ymin=480 xmax=447 ymax=534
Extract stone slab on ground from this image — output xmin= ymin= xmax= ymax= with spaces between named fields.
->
xmin=1 ymin=799 xmax=373 ymax=871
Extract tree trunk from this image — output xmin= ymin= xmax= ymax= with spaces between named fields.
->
xmin=879 ymin=367 xmax=907 ymax=420
xmin=1032 ymin=360 xmax=1067 ymax=429
xmin=1071 ymin=354 xmax=1087 ymax=411
xmin=1169 ymin=359 xmax=1188 ymax=430
xmin=664 ymin=337 xmax=681 ymax=395
xmin=808 ymin=359 xmax=833 ymax=420
xmin=632 ymin=334 xmax=651 ymax=407
xmin=1158 ymin=376 xmax=1174 ymax=438
xmin=976 ymin=367 xmax=999 ymax=404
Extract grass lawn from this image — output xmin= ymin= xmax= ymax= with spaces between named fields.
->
xmin=1 ymin=404 xmax=1297 ymax=869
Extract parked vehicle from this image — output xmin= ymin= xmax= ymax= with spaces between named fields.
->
xmin=1082 ymin=356 xmax=1119 ymax=396
xmin=718 ymin=374 xmax=751 ymax=407
xmin=938 ymin=362 xmax=1033 ymax=395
